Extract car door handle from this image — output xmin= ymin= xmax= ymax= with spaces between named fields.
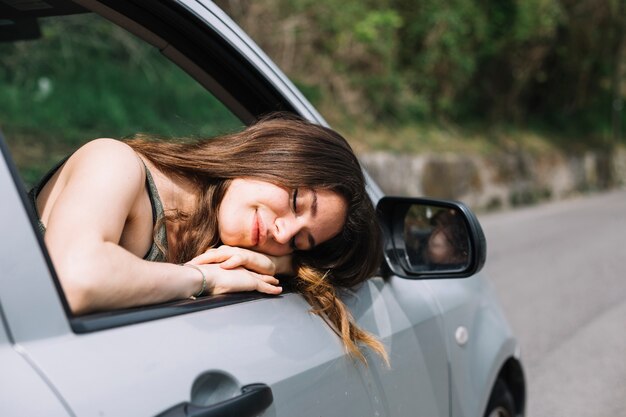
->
xmin=155 ymin=383 xmax=273 ymax=417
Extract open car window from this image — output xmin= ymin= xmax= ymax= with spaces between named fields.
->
xmin=0 ymin=10 xmax=276 ymax=332
xmin=1 ymin=12 xmax=243 ymax=188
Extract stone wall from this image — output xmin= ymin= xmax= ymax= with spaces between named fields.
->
xmin=360 ymin=147 xmax=626 ymax=211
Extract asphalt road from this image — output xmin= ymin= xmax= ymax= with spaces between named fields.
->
xmin=478 ymin=189 xmax=626 ymax=417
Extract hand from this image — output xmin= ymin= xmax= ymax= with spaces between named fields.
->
xmin=192 ymin=263 xmax=282 ymax=296
xmin=187 ymin=245 xmax=293 ymax=276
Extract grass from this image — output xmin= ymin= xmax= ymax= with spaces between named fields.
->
xmin=340 ymin=121 xmax=586 ymax=158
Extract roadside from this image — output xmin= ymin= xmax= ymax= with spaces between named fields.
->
xmin=358 ymin=141 xmax=626 ymax=212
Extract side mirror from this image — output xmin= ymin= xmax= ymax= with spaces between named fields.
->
xmin=377 ymin=197 xmax=486 ymax=279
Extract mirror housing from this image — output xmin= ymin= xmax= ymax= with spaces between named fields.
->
xmin=377 ymin=197 xmax=486 ymax=279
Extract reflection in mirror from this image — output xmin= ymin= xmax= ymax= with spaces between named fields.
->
xmin=403 ymin=205 xmax=470 ymax=272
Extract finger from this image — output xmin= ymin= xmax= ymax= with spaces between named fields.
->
xmin=219 ymin=254 xmax=245 ymax=270
xmin=188 ymin=249 xmax=230 ymax=265
xmin=222 ymin=256 xmax=276 ymax=276
xmin=191 ymin=246 xmax=245 ymax=266
xmin=257 ymin=274 xmax=280 ymax=286
xmin=256 ymin=280 xmax=283 ymax=295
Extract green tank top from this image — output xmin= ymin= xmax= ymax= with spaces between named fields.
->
xmin=28 ymin=156 xmax=169 ymax=262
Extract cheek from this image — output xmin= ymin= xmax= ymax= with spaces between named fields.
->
xmin=428 ymin=248 xmax=444 ymax=263
xmin=216 ymin=214 xmax=228 ymax=242
xmin=217 ymin=186 xmax=246 ymax=237
xmin=216 ymin=206 xmax=237 ymax=244
xmin=428 ymin=237 xmax=444 ymax=253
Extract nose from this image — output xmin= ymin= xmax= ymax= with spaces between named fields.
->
xmin=273 ymin=215 xmax=300 ymax=245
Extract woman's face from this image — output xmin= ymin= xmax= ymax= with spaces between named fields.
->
xmin=218 ymin=179 xmax=348 ymax=256
xmin=426 ymin=229 xmax=454 ymax=264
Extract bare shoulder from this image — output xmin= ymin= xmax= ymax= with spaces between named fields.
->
xmin=63 ymin=138 xmax=145 ymax=187
xmin=38 ymin=138 xmax=146 ymax=220
xmin=70 ymin=138 xmax=142 ymax=170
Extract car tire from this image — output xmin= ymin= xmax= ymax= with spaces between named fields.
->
xmin=483 ymin=378 xmax=516 ymax=417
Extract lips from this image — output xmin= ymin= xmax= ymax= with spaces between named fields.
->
xmin=252 ymin=210 xmax=268 ymax=247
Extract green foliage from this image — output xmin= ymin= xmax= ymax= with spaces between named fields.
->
xmin=514 ymin=0 xmax=563 ymax=41
xmin=218 ymin=0 xmax=626 ymax=140
xmin=393 ymin=0 xmax=487 ymax=117
xmin=353 ymin=10 xmax=403 ymax=46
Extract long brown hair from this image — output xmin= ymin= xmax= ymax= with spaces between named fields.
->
xmin=126 ymin=113 xmax=387 ymax=364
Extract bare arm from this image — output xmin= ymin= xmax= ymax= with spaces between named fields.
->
xmin=41 ymin=139 xmax=201 ymax=313
xmin=42 ymin=139 xmax=280 ymax=315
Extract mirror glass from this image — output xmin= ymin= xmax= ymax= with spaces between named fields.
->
xmin=402 ymin=205 xmax=470 ymax=272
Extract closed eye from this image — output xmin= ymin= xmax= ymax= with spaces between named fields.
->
xmin=292 ymin=188 xmax=299 ymax=213
xmin=290 ymin=188 xmax=300 ymax=251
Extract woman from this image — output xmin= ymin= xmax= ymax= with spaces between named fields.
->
xmin=425 ymin=209 xmax=469 ymax=267
xmin=32 ymin=113 xmax=385 ymax=363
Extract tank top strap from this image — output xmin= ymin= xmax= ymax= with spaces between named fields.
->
xmin=140 ymin=160 xmax=169 ymax=262
xmin=28 ymin=155 xmax=72 ymax=235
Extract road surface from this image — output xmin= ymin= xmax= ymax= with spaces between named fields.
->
xmin=478 ymin=189 xmax=626 ymax=417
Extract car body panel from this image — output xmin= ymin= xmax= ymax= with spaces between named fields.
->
xmin=427 ymin=275 xmax=521 ymax=417
xmin=15 ymin=294 xmax=381 ymax=416
xmin=0 ymin=303 xmax=70 ymax=416
xmin=0 ymin=343 xmax=72 ymax=417
xmin=0 ymin=142 xmax=71 ymax=342
xmin=354 ymin=277 xmax=451 ymax=417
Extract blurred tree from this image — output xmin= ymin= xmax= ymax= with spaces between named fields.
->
xmin=392 ymin=0 xmax=488 ymax=121
xmin=468 ymin=0 xmax=563 ymax=123
xmin=611 ymin=0 xmax=626 ymax=143
xmin=523 ymin=0 xmax=622 ymax=135
xmin=216 ymin=0 xmax=626 ymax=136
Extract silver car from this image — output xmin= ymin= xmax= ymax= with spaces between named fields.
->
xmin=0 ymin=1 xmax=525 ymax=416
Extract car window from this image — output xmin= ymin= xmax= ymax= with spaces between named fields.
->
xmin=0 ymin=12 xmax=243 ymax=189
xmin=0 ymin=11 xmax=262 ymax=331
